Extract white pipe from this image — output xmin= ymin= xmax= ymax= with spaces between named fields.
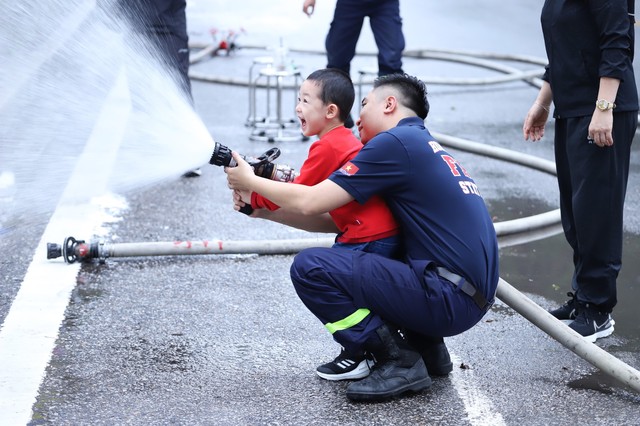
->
xmin=187 ymin=43 xmax=548 ymax=67
xmin=189 ymin=43 xmax=218 ymax=65
xmin=403 ymin=48 xmax=548 ymax=66
xmin=432 ymin=132 xmax=557 ymax=175
xmin=187 ymin=45 xmax=545 ymax=88
xmin=104 ymin=237 xmax=334 ymax=258
xmin=497 ymin=279 xmax=640 ymax=393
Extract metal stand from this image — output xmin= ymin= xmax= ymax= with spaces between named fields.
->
xmin=247 ymin=63 xmax=307 ymax=143
xmin=245 ymin=56 xmax=274 ymax=127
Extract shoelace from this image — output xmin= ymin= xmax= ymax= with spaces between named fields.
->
xmin=364 ymin=351 xmax=377 ymax=371
xmin=564 ymin=291 xmax=577 ymax=306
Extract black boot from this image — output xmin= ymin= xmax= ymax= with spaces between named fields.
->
xmin=346 ymin=324 xmax=432 ymax=402
xmin=404 ymin=330 xmax=453 ymax=376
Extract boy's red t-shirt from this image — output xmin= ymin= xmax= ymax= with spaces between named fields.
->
xmin=251 ymin=126 xmax=398 ymax=243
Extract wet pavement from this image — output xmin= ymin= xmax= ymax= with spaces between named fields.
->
xmin=2 ymin=1 xmax=640 ymax=425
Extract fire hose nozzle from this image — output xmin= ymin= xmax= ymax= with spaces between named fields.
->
xmin=46 ymin=243 xmax=63 ymax=259
xmin=45 ymin=236 xmax=105 ymax=263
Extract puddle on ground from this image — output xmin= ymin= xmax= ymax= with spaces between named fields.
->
xmin=491 ymin=196 xmax=640 ymax=346
xmin=567 ymin=370 xmax=622 ymax=395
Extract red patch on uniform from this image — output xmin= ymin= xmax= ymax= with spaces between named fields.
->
xmin=340 ymin=161 xmax=359 ymax=175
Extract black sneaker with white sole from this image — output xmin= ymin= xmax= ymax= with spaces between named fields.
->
xmin=549 ymin=292 xmax=579 ymax=321
xmin=568 ymin=306 xmax=614 ymax=343
xmin=316 ymin=348 xmax=373 ymax=381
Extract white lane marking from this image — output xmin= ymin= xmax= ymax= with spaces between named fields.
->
xmin=449 ymin=354 xmax=506 ymax=426
xmin=0 ymin=69 xmax=129 ymax=424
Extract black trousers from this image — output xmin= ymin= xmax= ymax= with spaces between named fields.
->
xmin=325 ymin=0 xmax=404 ymax=76
xmin=118 ymin=0 xmax=192 ymax=101
xmin=143 ymin=0 xmax=191 ymax=101
xmin=554 ymin=111 xmax=637 ymax=312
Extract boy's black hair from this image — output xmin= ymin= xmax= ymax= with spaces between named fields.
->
xmin=373 ymin=73 xmax=430 ymax=120
xmin=306 ymin=68 xmax=355 ymax=123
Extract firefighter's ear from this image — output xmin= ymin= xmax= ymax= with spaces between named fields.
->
xmin=384 ymin=95 xmax=398 ymax=112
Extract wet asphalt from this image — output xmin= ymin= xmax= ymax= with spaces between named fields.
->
xmin=2 ymin=1 xmax=640 ymax=424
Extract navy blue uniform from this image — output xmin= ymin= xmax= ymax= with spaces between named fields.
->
xmin=541 ymin=0 xmax=638 ymax=312
xmin=290 ymin=117 xmax=499 ymax=353
xmin=325 ymin=0 xmax=405 ymax=76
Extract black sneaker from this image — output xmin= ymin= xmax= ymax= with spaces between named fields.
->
xmin=568 ymin=306 xmax=614 ymax=343
xmin=316 ymin=348 xmax=373 ymax=381
xmin=549 ymin=292 xmax=579 ymax=322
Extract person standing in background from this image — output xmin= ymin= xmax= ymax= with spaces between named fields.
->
xmin=116 ymin=0 xmax=202 ymax=177
xmin=302 ymin=0 xmax=405 ymax=128
xmin=523 ymin=0 xmax=637 ymax=342
xmin=119 ymin=0 xmax=192 ymax=100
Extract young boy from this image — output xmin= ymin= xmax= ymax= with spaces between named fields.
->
xmin=236 ymin=68 xmax=400 ymax=381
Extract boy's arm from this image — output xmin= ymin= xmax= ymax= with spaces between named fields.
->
xmin=251 ymin=191 xmax=280 ymax=210
xmin=233 ymin=189 xmax=340 ymax=233
xmin=253 ymin=209 xmax=340 ymax=233
xmin=227 ymin=152 xmax=353 ymax=216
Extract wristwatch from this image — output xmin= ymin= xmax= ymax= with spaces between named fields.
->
xmin=596 ymin=99 xmax=616 ymax=111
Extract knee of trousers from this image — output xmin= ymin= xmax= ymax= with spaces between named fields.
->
xmin=289 ymin=247 xmax=337 ymax=292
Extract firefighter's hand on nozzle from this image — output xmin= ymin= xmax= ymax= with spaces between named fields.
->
xmin=225 ymin=151 xmax=254 ymax=192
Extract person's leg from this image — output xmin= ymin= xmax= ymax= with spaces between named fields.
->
xmin=560 ymin=112 xmax=636 ymax=341
xmin=346 ymin=322 xmax=431 ymax=401
xmin=316 ymin=236 xmax=402 ymax=381
xmin=403 ymin=330 xmax=453 ymax=376
xmin=565 ymin=113 xmax=635 ymax=311
xmin=368 ymin=0 xmax=404 ymax=75
xmin=291 ymin=247 xmax=483 ymax=351
xmin=549 ymin=118 xmax=581 ymax=320
xmin=290 ymin=247 xmax=484 ymax=400
xmin=325 ymin=0 xmax=365 ymax=75
xmin=150 ymin=0 xmax=192 ymax=102
xmin=150 ymin=0 xmax=200 ymax=177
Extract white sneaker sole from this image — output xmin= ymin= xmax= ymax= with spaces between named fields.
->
xmin=582 ymin=325 xmax=614 ymax=343
xmin=561 ymin=318 xmax=616 ymax=326
xmin=316 ymin=360 xmax=372 ymax=381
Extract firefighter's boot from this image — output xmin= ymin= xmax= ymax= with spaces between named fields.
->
xmin=346 ymin=324 xmax=432 ymax=401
